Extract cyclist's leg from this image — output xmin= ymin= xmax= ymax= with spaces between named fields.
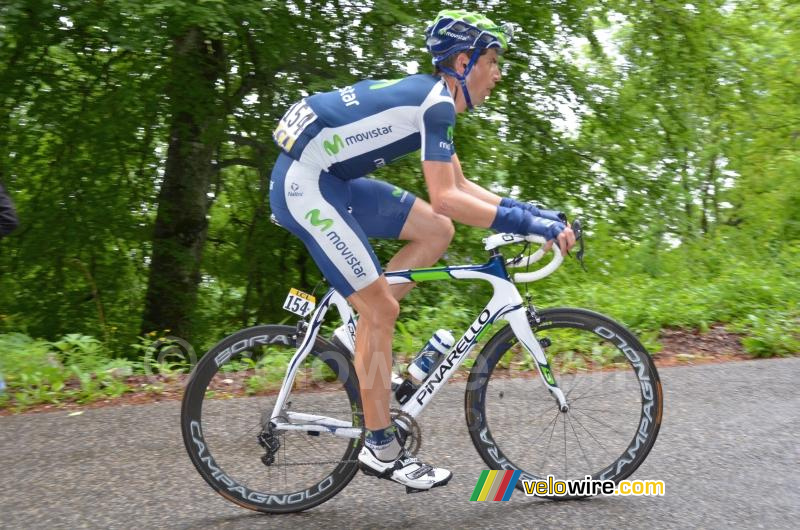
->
xmin=347 ymin=277 xmax=398 ymax=430
xmin=272 ymin=163 xmax=451 ymax=489
xmin=348 ymin=178 xmax=454 ymax=300
xmin=270 ymin=154 xmax=397 ymax=430
xmin=346 ymin=274 xmax=452 ymax=492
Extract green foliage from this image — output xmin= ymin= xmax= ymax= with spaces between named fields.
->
xmin=0 ymin=333 xmax=137 ymax=410
xmin=0 ymin=0 xmax=797 ymax=388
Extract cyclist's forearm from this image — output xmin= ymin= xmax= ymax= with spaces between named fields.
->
xmin=457 ymin=177 xmax=502 ymax=206
xmin=451 ymin=154 xmax=502 ymax=206
xmin=430 ymin=189 xmax=498 ymax=227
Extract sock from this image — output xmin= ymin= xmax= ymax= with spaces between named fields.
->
xmin=365 ymin=425 xmax=402 ymax=461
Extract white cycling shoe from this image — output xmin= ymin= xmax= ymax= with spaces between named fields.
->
xmin=358 ymin=446 xmax=453 ymax=493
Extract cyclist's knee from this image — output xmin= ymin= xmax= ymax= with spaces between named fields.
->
xmin=369 ymin=295 xmax=399 ymax=327
xmin=350 ymin=280 xmax=400 ymax=326
xmin=428 ymin=215 xmax=454 ymax=254
xmin=438 ymin=216 xmax=455 ymax=245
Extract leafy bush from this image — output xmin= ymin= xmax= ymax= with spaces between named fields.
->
xmin=0 ymin=333 xmax=137 ymax=410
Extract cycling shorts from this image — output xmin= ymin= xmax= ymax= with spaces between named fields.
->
xmin=269 ymin=152 xmax=416 ymax=297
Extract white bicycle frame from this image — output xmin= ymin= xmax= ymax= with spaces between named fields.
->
xmin=269 ymin=233 xmax=568 ymax=439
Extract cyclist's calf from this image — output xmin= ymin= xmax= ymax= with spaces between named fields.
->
xmin=349 ymin=277 xmax=400 ymax=428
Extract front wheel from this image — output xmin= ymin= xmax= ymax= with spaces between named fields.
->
xmin=465 ymin=308 xmax=663 ymax=498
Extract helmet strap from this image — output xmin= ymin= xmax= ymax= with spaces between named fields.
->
xmin=438 ymin=48 xmax=483 ymax=111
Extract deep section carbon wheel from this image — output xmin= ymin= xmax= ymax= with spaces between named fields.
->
xmin=181 ymin=325 xmax=362 ymax=513
xmin=466 ymin=308 xmax=663 ymax=498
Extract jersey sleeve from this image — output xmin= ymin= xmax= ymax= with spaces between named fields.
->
xmin=420 ymin=101 xmax=456 ymax=162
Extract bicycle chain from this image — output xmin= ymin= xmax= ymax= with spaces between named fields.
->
xmin=269 ymin=459 xmax=360 ymax=466
xmin=262 ymin=408 xmax=422 ymax=467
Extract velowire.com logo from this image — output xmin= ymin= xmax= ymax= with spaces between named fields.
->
xmin=470 ymin=470 xmax=521 ymax=501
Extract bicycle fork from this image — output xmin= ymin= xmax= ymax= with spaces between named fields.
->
xmin=506 ymin=308 xmax=570 ymax=413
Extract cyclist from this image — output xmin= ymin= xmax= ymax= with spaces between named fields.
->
xmin=269 ymin=9 xmax=575 ymax=492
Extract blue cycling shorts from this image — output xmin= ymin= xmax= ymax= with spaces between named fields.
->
xmin=269 ymin=152 xmax=416 ymax=297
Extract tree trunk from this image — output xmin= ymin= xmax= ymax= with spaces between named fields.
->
xmin=141 ymin=28 xmax=225 ymax=340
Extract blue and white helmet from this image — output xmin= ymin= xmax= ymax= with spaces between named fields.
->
xmin=424 ymin=10 xmax=513 ymax=109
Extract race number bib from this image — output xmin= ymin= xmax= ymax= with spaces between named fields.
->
xmin=273 ymin=99 xmax=318 ymax=153
xmin=283 ymin=288 xmax=316 ymax=317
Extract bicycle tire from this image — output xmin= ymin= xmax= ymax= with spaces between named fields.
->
xmin=465 ymin=308 xmax=663 ymax=499
xmin=181 ymin=325 xmax=362 ymax=513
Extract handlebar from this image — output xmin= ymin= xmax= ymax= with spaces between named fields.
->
xmin=483 ymin=220 xmax=584 ymax=284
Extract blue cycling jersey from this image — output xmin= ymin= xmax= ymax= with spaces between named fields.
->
xmin=273 ymin=74 xmax=456 ymax=180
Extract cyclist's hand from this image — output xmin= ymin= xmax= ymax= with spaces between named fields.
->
xmin=491 ymin=206 xmax=570 ymax=251
xmin=500 ymin=197 xmax=567 ymax=224
xmin=543 ymin=224 xmax=576 ymax=256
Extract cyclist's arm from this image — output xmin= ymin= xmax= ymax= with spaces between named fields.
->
xmin=422 ymin=160 xmax=498 ymax=227
xmin=451 ymin=154 xmax=502 ymax=206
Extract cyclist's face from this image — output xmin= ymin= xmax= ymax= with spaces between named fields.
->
xmin=466 ymin=48 xmax=502 ymax=107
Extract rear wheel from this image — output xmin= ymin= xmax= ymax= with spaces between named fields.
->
xmin=465 ymin=308 xmax=663 ymax=498
xmin=181 ymin=325 xmax=362 ymax=513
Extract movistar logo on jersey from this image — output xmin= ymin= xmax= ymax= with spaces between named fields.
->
xmin=345 ymin=125 xmax=393 ymax=146
xmin=440 ymin=125 xmax=455 ymax=151
xmin=305 ymin=209 xmax=334 ymax=231
xmin=323 ymin=135 xmax=345 ymax=156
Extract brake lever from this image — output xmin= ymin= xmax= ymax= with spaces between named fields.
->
xmin=569 ymin=219 xmax=587 ymax=272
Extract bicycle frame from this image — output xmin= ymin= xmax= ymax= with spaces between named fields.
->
xmin=269 ymin=252 xmax=568 ymax=439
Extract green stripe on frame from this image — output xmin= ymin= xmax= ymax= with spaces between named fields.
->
xmin=409 ymin=270 xmax=451 ymax=282
xmin=470 ymin=470 xmax=490 ymax=501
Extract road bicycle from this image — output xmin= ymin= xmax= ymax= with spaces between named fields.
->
xmin=181 ymin=224 xmax=663 ymax=513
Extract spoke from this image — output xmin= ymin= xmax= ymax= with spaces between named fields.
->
xmin=535 ymin=412 xmax=561 ymax=472
xmin=573 ymin=408 xmax=631 ymax=438
xmin=563 ymin=374 xmax=587 ymax=399
xmin=573 ymin=406 xmax=639 ymax=414
xmin=563 ymin=413 xmax=568 ymax=478
xmin=529 ymin=408 xmax=562 ymax=448
xmin=569 ymin=385 xmax=635 ymax=404
xmin=486 ymin=379 xmax=561 ymax=427
xmin=283 ymin=430 xmax=288 ymax=487
xmin=567 ymin=374 xmax=620 ymax=402
xmin=568 ymin=412 xmax=613 ymax=461
xmin=566 ymin=413 xmax=593 ymax=473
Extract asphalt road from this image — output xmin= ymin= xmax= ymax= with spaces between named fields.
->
xmin=2 ymin=357 xmax=799 ymax=529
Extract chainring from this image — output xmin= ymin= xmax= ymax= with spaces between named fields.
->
xmin=391 ymin=408 xmax=422 ymax=455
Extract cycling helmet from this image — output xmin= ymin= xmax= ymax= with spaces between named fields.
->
xmin=425 ymin=10 xmax=513 ymax=110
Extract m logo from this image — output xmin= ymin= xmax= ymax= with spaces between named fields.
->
xmin=305 ymin=209 xmax=334 ymax=231
xmin=439 ymin=125 xmax=455 ymax=151
xmin=324 ymin=135 xmax=345 ymax=156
